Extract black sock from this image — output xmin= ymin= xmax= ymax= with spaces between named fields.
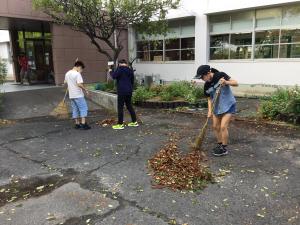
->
xmin=222 ymin=144 xmax=227 ymax=149
xmin=218 ymin=142 xmax=222 ymax=146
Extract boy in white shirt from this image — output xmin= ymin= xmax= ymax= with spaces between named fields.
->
xmin=64 ymin=61 xmax=91 ymax=130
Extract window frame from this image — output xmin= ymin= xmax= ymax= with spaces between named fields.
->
xmin=209 ymin=4 xmax=300 ymax=62
xmin=136 ymin=19 xmax=195 ymax=63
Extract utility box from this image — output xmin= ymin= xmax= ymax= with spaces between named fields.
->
xmin=144 ymin=75 xmax=153 ymax=89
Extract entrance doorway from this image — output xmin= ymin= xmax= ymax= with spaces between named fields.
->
xmin=15 ymin=30 xmax=54 ymax=84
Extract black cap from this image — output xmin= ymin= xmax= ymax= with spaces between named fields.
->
xmin=195 ymin=65 xmax=210 ymax=79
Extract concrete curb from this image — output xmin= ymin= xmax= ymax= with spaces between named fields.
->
xmin=88 ymin=90 xmax=118 ymax=113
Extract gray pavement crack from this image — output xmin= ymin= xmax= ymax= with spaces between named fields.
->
xmin=2 ymin=145 xmax=46 ymax=165
xmin=0 ymin=128 xmax=66 ymax=147
xmin=62 ymin=174 xmax=175 ymax=225
xmin=87 ymin=142 xmax=142 ymax=174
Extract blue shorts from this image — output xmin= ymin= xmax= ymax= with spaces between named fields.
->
xmin=215 ymin=104 xmax=236 ymax=116
xmin=224 ymin=104 xmax=236 ymax=115
xmin=70 ymin=97 xmax=88 ymax=119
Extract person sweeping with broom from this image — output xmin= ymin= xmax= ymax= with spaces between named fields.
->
xmin=195 ymin=65 xmax=238 ymax=156
xmin=64 ymin=61 xmax=91 ymax=130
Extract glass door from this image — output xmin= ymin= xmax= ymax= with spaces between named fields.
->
xmin=25 ymin=39 xmax=54 ymax=83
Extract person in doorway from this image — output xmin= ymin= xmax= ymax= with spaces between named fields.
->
xmin=109 ymin=59 xmax=138 ymax=130
xmin=64 ymin=61 xmax=91 ymax=130
xmin=195 ymin=65 xmax=238 ymax=156
xmin=18 ymin=52 xmax=30 ymax=85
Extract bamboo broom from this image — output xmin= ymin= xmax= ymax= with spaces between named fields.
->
xmin=193 ymin=85 xmax=222 ymax=150
xmin=50 ymin=89 xmax=69 ymax=119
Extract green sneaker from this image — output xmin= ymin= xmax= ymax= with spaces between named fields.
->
xmin=112 ymin=124 xmax=125 ymax=130
xmin=128 ymin=122 xmax=139 ymax=127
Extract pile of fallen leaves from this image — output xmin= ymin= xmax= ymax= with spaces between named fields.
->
xmin=148 ymin=135 xmax=213 ymax=191
xmin=96 ymin=118 xmax=117 ymax=127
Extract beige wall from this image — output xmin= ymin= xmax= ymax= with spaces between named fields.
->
xmin=52 ymin=24 xmax=128 ymax=84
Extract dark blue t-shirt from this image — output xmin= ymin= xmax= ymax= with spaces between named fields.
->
xmin=204 ymin=72 xmax=231 ymax=97
xmin=111 ymin=66 xmax=134 ymax=95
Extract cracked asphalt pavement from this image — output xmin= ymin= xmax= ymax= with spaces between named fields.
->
xmin=0 ymin=105 xmax=300 ymax=224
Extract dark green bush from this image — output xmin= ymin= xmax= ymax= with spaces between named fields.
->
xmin=94 ymin=83 xmax=105 ymax=90
xmin=259 ymin=87 xmax=300 ymax=119
xmin=93 ymin=81 xmax=116 ymax=92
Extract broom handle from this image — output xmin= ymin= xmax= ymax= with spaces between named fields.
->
xmin=63 ymin=89 xmax=68 ymax=103
xmin=210 ymin=86 xmax=222 ymax=114
xmin=194 ymin=86 xmax=222 ymax=149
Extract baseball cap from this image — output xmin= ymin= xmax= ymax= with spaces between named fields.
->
xmin=195 ymin=65 xmax=210 ymax=79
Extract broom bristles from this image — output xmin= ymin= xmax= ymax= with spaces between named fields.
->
xmin=50 ymin=100 xmax=69 ymax=119
xmin=194 ymin=121 xmax=208 ymax=150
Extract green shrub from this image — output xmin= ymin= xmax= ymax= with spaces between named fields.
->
xmin=160 ymin=91 xmax=173 ymax=101
xmin=158 ymin=81 xmax=204 ymax=103
xmin=132 ymin=86 xmax=155 ymax=103
xmin=0 ymin=59 xmax=7 ymax=85
xmin=259 ymin=87 xmax=300 ymax=119
xmin=150 ymin=84 xmax=166 ymax=95
xmin=0 ymin=59 xmax=7 ymax=110
xmin=104 ymin=80 xmax=115 ymax=91
xmin=163 ymin=81 xmax=191 ymax=98
xmin=94 ymin=83 xmax=105 ymax=90
xmin=93 ymin=81 xmax=116 ymax=92
xmin=132 ymin=81 xmax=205 ymax=104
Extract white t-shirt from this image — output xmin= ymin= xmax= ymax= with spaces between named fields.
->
xmin=64 ymin=70 xmax=84 ymax=99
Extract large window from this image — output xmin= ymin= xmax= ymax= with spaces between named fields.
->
xmin=150 ymin=40 xmax=163 ymax=61
xmin=210 ymin=35 xmax=229 ymax=60
xmin=209 ymin=4 xmax=300 ymax=60
xmin=255 ymin=30 xmax=279 ymax=58
xmin=136 ymin=19 xmax=195 ymax=62
xmin=137 ymin=41 xmax=149 ymax=61
xmin=165 ymin=39 xmax=180 ymax=61
xmin=280 ymin=29 xmax=300 ymax=58
xmin=181 ymin=37 xmax=195 ymax=60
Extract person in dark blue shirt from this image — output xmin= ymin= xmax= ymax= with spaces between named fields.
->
xmin=109 ymin=59 xmax=138 ymax=130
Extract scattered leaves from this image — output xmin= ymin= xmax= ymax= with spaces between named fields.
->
xmin=0 ymin=119 xmax=15 ymax=126
xmin=36 ymin=186 xmax=45 ymax=191
xmin=257 ymin=213 xmax=265 ymax=218
xmin=46 ymin=214 xmax=56 ymax=221
xmin=96 ymin=118 xmax=117 ymax=127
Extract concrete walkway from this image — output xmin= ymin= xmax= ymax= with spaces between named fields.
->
xmin=0 ymin=87 xmax=102 ymax=120
xmin=0 ymin=82 xmax=59 ymax=93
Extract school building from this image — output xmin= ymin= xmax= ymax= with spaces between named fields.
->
xmin=0 ymin=0 xmax=128 ymax=85
xmin=1 ymin=0 xmax=300 ymax=93
xmin=129 ymin=0 xmax=300 ymax=92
